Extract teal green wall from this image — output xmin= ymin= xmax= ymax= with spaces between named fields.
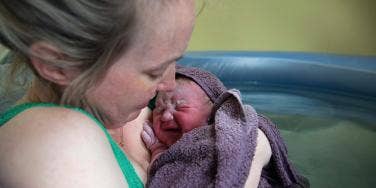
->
xmin=189 ymin=0 xmax=376 ymax=55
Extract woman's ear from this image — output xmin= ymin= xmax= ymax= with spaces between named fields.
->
xmin=29 ymin=42 xmax=79 ymax=86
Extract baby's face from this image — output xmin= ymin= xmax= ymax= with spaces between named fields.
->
xmin=152 ymin=79 xmax=213 ymax=146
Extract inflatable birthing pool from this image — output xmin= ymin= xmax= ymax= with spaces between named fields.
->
xmin=178 ymin=51 xmax=376 ymax=188
xmin=1 ymin=51 xmax=375 ymax=187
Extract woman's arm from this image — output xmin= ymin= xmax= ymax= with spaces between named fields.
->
xmin=244 ymin=128 xmax=272 ymax=188
xmin=0 ymin=107 xmax=128 ymax=188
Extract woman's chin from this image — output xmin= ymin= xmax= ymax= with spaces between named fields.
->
xmin=126 ymin=109 xmax=143 ymax=122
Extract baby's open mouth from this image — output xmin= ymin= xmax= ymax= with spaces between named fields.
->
xmin=161 ymin=122 xmax=181 ymax=131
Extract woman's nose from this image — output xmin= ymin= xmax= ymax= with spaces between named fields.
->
xmin=157 ymin=64 xmax=176 ymax=92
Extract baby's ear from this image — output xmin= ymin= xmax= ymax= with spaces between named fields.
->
xmin=29 ymin=42 xmax=79 ymax=86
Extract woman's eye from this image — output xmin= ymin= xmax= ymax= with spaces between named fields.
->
xmin=148 ymin=69 xmax=166 ymax=80
xmin=148 ymin=73 xmax=161 ymax=79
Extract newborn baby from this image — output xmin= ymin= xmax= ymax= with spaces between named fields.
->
xmin=142 ymin=66 xmax=308 ymax=188
xmin=142 ymin=76 xmax=213 ymax=163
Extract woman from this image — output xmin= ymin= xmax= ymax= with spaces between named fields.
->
xmin=0 ymin=0 xmax=195 ymax=187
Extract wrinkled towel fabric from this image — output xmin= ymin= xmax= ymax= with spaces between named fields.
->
xmin=147 ymin=66 xmax=309 ymax=188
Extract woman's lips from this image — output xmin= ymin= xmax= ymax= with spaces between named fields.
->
xmin=138 ymin=100 xmax=150 ymax=109
xmin=141 ymin=103 xmax=149 ymax=109
xmin=138 ymin=94 xmax=156 ymax=109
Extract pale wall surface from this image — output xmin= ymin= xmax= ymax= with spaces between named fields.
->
xmin=1 ymin=1 xmax=375 ymax=56
xmin=189 ymin=0 xmax=376 ymax=55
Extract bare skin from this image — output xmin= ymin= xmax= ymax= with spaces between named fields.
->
xmin=107 ymin=107 xmax=152 ymax=183
xmin=142 ymin=79 xmax=272 ymax=187
xmin=0 ymin=1 xmax=196 ymax=187
xmin=0 ymin=107 xmax=128 ymax=188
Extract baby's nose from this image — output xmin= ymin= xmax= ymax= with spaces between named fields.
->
xmin=161 ymin=109 xmax=174 ymax=122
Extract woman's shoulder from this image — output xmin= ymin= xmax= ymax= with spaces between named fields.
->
xmin=0 ymin=105 xmax=108 ymax=159
xmin=2 ymin=105 xmax=101 ymax=132
xmin=0 ymin=106 xmax=128 ymax=187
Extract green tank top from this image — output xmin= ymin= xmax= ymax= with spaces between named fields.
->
xmin=0 ymin=102 xmax=144 ymax=188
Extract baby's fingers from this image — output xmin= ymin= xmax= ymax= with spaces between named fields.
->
xmin=142 ymin=122 xmax=157 ymax=148
xmin=143 ymin=121 xmax=155 ymax=136
xmin=141 ymin=130 xmax=154 ymax=149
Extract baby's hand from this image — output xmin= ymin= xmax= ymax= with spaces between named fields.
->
xmin=141 ymin=121 xmax=159 ymax=149
xmin=141 ymin=121 xmax=168 ymax=164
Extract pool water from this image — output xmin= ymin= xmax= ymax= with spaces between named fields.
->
xmin=231 ymin=83 xmax=376 ymax=188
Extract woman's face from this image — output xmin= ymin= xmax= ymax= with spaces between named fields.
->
xmin=87 ymin=1 xmax=195 ymax=128
xmin=152 ymin=80 xmax=213 ymax=146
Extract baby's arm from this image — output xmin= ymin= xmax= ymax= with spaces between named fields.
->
xmin=141 ymin=121 xmax=168 ymax=165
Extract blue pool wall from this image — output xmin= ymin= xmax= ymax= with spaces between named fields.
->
xmin=178 ymin=51 xmax=376 ymax=100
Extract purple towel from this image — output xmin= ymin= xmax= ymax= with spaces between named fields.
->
xmin=147 ymin=66 xmax=309 ymax=188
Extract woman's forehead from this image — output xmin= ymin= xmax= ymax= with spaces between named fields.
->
xmin=128 ymin=0 xmax=195 ymax=65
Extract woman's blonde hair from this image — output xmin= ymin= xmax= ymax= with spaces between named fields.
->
xmin=0 ymin=0 xmax=138 ymax=117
